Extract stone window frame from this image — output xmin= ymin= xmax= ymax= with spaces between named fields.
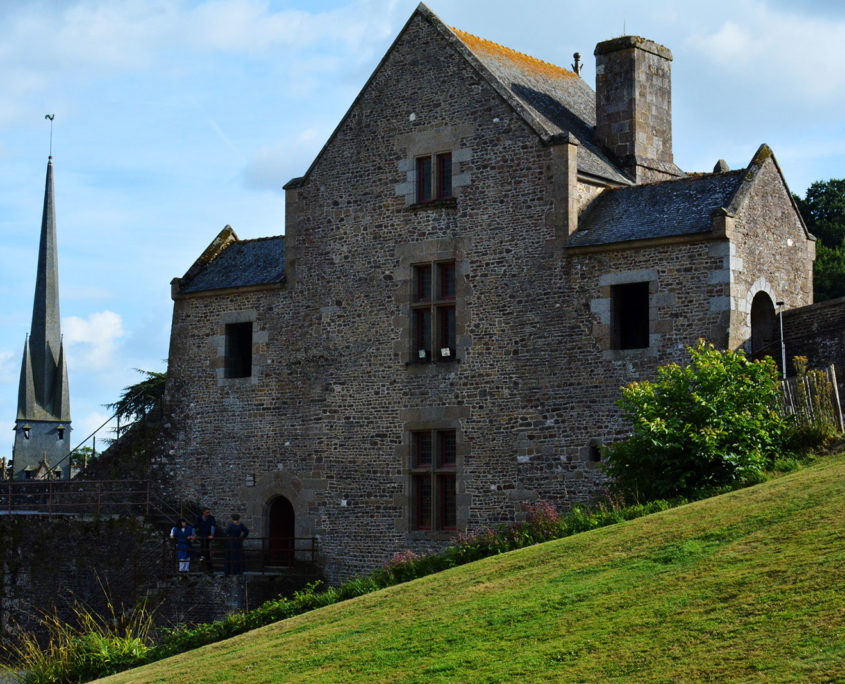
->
xmin=591 ymin=269 xmax=665 ymax=359
xmin=213 ymin=310 xmax=268 ymax=387
xmin=397 ymin=407 xmax=469 ymax=540
xmin=395 ymin=238 xmax=471 ymax=371
xmin=394 ymin=124 xmax=473 ymax=208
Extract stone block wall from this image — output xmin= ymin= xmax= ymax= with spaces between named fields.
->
xmin=729 ymin=156 xmax=815 ymax=350
xmin=782 ymin=296 xmax=845 ymax=400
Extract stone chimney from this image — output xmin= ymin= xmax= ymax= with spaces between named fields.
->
xmin=594 ymin=36 xmax=682 ymax=183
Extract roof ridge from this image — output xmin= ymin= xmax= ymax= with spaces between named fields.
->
xmin=618 ymin=168 xmax=744 ymax=190
xmin=235 ymin=234 xmax=285 ymax=244
xmin=450 ymin=27 xmax=577 ymax=81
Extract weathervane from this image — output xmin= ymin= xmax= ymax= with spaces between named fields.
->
xmin=44 ymin=114 xmax=55 ymax=157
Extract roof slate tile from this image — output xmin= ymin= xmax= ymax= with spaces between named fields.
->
xmin=568 ymin=171 xmax=745 ymax=247
xmin=180 ymin=236 xmax=285 ymax=294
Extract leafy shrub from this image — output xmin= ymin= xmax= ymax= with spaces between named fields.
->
xmin=603 ymin=340 xmax=787 ymax=501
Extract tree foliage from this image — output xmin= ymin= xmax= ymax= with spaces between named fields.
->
xmin=603 ymin=341 xmax=787 ymax=501
xmin=793 ymin=179 xmax=845 ymax=301
xmin=107 ymin=369 xmax=166 ymax=424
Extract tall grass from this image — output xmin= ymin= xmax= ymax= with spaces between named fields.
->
xmin=1 ymin=593 xmax=156 ymax=684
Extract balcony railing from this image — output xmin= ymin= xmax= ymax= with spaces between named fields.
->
xmin=161 ymin=536 xmax=318 ymax=578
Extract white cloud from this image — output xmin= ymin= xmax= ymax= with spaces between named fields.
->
xmin=63 ymin=310 xmax=125 ymax=371
xmin=688 ymin=1 xmax=845 ymax=101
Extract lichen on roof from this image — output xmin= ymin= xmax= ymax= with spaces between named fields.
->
xmin=451 ymin=28 xmax=578 ymax=83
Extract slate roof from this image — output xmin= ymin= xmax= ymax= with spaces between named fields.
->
xmin=450 ymin=28 xmax=632 ymax=185
xmin=180 ymin=236 xmax=285 ymax=293
xmin=568 ymin=170 xmax=746 ymax=248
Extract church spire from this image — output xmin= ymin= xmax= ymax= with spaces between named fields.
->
xmin=17 ymin=156 xmax=69 ymax=421
xmin=13 ymin=156 xmax=71 ymax=480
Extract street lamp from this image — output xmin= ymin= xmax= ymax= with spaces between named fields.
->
xmin=776 ymin=301 xmax=786 ymax=380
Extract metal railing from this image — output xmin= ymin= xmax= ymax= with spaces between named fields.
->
xmin=0 ymin=479 xmax=154 ymax=516
xmin=161 ymin=536 xmax=318 ymax=578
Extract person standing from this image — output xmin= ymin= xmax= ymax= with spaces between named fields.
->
xmin=194 ymin=508 xmax=217 ymax=573
xmin=169 ymin=518 xmax=195 ymax=573
xmin=224 ymin=514 xmax=250 ymax=576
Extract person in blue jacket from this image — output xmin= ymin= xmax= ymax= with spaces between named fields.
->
xmin=224 ymin=514 xmax=250 ymax=575
xmin=170 ymin=518 xmax=195 ymax=572
xmin=194 ymin=508 xmax=217 ymax=573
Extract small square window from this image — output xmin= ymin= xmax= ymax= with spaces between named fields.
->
xmin=416 ymin=153 xmax=453 ymax=204
xmin=611 ymin=282 xmax=649 ymax=350
xmin=225 ymin=322 xmax=253 ymax=378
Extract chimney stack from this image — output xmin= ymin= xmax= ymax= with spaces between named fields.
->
xmin=594 ymin=36 xmax=681 ymax=183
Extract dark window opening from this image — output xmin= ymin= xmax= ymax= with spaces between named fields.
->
xmin=437 ymin=153 xmax=452 ymax=199
xmin=439 ymin=262 xmax=456 ymax=299
xmin=411 ymin=429 xmax=458 ymax=531
xmin=225 ymin=322 xmax=253 ymax=378
xmin=416 ymin=153 xmax=453 ymax=204
xmin=414 ymin=309 xmax=431 ymax=360
xmin=611 ymin=282 xmax=649 ymax=350
xmin=416 ymin=156 xmax=432 ymax=203
xmin=438 ymin=306 xmax=455 ymax=359
xmin=589 ymin=443 xmax=602 ymax=462
xmin=438 ymin=431 xmax=456 ymax=467
xmin=414 ymin=265 xmax=431 ymax=302
xmin=439 ymin=474 xmax=457 ymax=529
xmin=411 ymin=261 xmax=457 ymax=363
xmin=413 ymin=431 xmax=432 ymax=467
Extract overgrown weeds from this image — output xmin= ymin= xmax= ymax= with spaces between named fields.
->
xmin=1 ymin=591 xmax=155 ymax=684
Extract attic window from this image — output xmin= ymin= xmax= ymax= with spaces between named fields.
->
xmin=611 ymin=282 xmax=649 ymax=350
xmin=225 ymin=322 xmax=253 ymax=378
xmin=416 ymin=153 xmax=453 ymax=203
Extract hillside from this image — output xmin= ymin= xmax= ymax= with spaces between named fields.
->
xmin=103 ymin=455 xmax=845 ymax=683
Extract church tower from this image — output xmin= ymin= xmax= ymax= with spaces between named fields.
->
xmin=12 ymin=157 xmax=71 ymax=480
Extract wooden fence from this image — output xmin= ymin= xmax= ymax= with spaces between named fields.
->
xmin=778 ymin=364 xmax=844 ymax=432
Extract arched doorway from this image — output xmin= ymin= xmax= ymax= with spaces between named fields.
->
xmin=267 ymin=496 xmax=295 ymax=566
xmin=750 ymin=291 xmax=778 ymax=361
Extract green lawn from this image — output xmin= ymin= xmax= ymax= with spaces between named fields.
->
xmin=103 ymin=455 xmax=845 ymax=683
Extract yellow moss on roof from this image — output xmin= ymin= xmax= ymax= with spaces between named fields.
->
xmin=451 ymin=27 xmax=577 ymax=82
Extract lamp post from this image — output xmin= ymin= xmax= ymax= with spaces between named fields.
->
xmin=776 ymin=301 xmax=786 ymax=380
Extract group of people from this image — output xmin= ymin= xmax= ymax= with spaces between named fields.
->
xmin=170 ymin=508 xmax=250 ymax=575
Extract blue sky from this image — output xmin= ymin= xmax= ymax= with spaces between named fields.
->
xmin=2 ymin=0 xmax=845 ymax=457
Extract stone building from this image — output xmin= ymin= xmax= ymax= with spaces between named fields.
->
xmin=162 ymin=4 xmax=815 ymax=581
xmin=12 ymin=157 xmax=72 ymax=480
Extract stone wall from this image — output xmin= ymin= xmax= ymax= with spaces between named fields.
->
xmin=729 ymin=155 xmax=815 ymax=350
xmin=782 ymin=296 xmax=845 ymax=400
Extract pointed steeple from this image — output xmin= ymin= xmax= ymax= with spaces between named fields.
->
xmin=13 ymin=157 xmax=71 ymax=480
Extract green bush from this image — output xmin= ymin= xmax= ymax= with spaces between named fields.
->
xmin=603 ymin=340 xmax=787 ymax=501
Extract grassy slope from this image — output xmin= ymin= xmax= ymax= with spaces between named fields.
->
xmin=104 ymin=456 xmax=845 ymax=683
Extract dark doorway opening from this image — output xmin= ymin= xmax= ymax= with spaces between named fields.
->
xmin=268 ymin=496 xmax=295 ymax=566
xmin=750 ymin=291 xmax=778 ymax=362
